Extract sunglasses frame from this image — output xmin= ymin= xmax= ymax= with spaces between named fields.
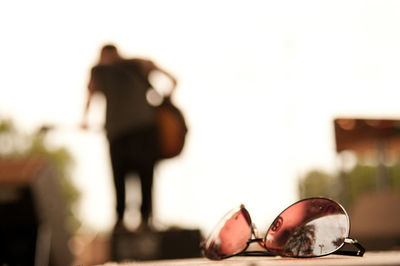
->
xmin=202 ymin=197 xmax=365 ymax=259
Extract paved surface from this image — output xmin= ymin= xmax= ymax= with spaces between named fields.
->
xmin=99 ymin=251 xmax=400 ymax=266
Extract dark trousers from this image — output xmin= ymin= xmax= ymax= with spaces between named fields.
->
xmin=108 ymin=126 xmax=159 ymax=224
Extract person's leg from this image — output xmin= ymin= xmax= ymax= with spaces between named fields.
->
xmin=125 ymin=125 xmax=159 ymax=231
xmin=112 ymin=166 xmax=126 ymax=223
xmin=138 ymin=162 xmax=155 ymax=227
xmin=109 ymin=139 xmax=127 ymax=226
xmin=139 ymin=126 xmax=159 ymax=229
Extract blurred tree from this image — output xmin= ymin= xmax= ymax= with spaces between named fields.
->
xmin=299 ymin=160 xmax=400 ymax=211
xmin=345 ymin=164 xmax=376 ymax=210
xmin=388 ymin=163 xmax=400 ymax=190
xmin=298 ymin=169 xmax=336 ymax=199
xmin=0 ymin=117 xmax=80 ymax=231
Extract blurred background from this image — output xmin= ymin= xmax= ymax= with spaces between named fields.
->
xmin=1 ymin=0 xmax=400 ymax=265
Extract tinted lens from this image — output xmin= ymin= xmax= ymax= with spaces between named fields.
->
xmin=203 ymin=205 xmax=252 ymax=259
xmin=265 ymin=198 xmax=349 ymax=257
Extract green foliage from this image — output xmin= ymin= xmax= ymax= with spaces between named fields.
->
xmin=0 ymin=118 xmax=13 ymax=132
xmin=345 ymin=164 xmax=376 ymax=208
xmin=298 ymin=169 xmax=336 ymax=199
xmin=388 ymin=163 xmax=400 ymax=190
xmin=299 ymin=160 xmax=400 ymax=210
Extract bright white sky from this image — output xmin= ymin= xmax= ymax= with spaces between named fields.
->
xmin=1 ymin=0 xmax=400 ymax=235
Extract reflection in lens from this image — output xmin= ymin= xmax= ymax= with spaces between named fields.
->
xmin=265 ymin=198 xmax=349 ymax=257
xmin=284 ymin=223 xmax=316 ymax=256
xmin=204 ymin=205 xmax=252 ymax=259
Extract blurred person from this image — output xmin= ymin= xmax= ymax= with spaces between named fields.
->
xmin=81 ymin=44 xmax=177 ymax=232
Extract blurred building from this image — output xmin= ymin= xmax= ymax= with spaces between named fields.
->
xmin=334 ymin=118 xmax=400 ymax=250
xmin=350 ymin=191 xmax=400 ymax=250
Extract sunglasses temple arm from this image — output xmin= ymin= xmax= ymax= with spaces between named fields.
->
xmin=333 ymin=238 xmax=365 ymax=257
xmin=239 ymin=250 xmax=275 ymax=257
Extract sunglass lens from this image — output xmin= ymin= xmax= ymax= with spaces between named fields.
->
xmin=265 ymin=198 xmax=349 ymax=257
xmin=203 ymin=205 xmax=252 ymax=259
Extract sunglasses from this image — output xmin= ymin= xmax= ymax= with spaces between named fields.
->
xmin=202 ymin=197 xmax=365 ymax=259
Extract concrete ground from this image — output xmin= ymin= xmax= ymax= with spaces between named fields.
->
xmin=98 ymin=251 xmax=400 ymax=266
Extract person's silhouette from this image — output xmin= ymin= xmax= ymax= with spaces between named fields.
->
xmin=81 ymin=44 xmax=177 ymax=232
